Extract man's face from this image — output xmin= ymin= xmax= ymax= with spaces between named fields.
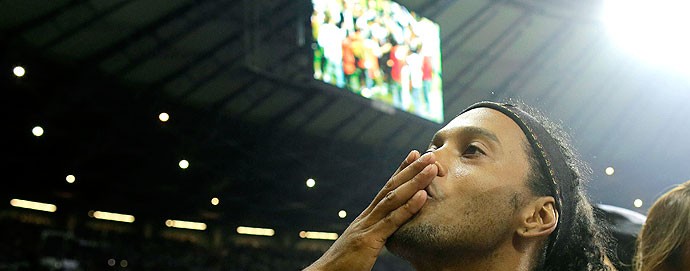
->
xmin=387 ymin=107 xmax=535 ymax=259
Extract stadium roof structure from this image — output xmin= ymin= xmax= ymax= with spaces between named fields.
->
xmin=2 ymin=0 xmax=689 ymax=235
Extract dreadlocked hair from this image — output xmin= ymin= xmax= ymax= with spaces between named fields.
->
xmin=514 ymin=101 xmax=622 ymax=271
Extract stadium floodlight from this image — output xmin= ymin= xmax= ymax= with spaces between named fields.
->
xmin=602 ymin=0 xmax=690 ymax=74
xmin=165 ymin=219 xmax=206 ymax=230
xmin=299 ymin=230 xmax=338 ymax=240
xmin=10 ymin=199 xmax=57 ymax=212
xmin=236 ymin=226 xmax=275 ymax=236
xmin=90 ymin=210 xmax=135 ymax=223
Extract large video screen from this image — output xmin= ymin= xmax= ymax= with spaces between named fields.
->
xmin=311 ymin=0 xmax=443 ymax=123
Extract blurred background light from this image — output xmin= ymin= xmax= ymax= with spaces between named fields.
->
xmin=158 ymin=112 xmax=169 ymax=122
xmin=10 ymin=199 xmax=56 ymax=212
xmin=236 ymin=226 xmax=275 ymax=236
xmin=602 ymin=0 xmax=690 ymax=75
xmin=306 ymin=178 xmax=315 ymax=188
xmin=211 ymin=197 xmax=219 ymax=206
xmin=605 ymin=167 xmax=615 ymax=176
xmin=298 ymin=231 xmax=338 ymax=240
xmin=66 ymin=174 xmax=76 ymax=183
xmin=32 ymin=126 xmax=44 ymax=137
xmin=179 ymin=160 xmax=189 ymax=169
xmin=91 ymin=210 xmax=135 ymax=223
xmin=633 ymin=199 xmax=643 ymax=208
xmin=13 ymin=66 xmax=25 ymax=77
xmin=165 ymin=219 xmax=206 ymax=230
xmin=338 ymin=210 xmax=347 ymax=218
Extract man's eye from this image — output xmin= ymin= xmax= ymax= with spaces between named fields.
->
xmin=462 ymin=145 xmax=485 ymax=156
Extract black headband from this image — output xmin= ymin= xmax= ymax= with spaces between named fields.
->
xmin=461 ymin=101 xmax=577 ymax=257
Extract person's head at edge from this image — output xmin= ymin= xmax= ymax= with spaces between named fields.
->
xmin=385 ymin=101 xmax=619 ymax=270
xmin=634 ymin=180 xmax=690 ymax=271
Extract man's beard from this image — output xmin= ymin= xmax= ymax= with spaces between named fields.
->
xmin=386 ymin=221 xmax=454 ymax=260
xmin=385 ymin=218 xmax=508 ymax=263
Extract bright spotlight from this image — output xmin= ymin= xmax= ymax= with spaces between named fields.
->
xmin=602 ymin=0 xmax=690 ymax=74
xmin=237 ymin=226 xmax=275 ymax=236
xmin=13 ymin=66 xmax=25 ymax=77
xmin=66 ymin=175 xmax=76 ymax=183
xmin=91 ymin=210 xmax=135 ymax=223
xmin=179 ymin=160 xmax=189 ymax=169
xmin=298 ymin=230 xmax=338 ymax=240
xmin=306 ymin=178 xmax=315 ymax=188
xmin=634 ymin=199 xmax=643 ymax=208
xmin=605 ymin=167 xmax=615 ymax=176
xmin=32 ymin=126 xmax=44 ymax=137
xmin=158 ymin=112 xmax=169 ymax=122
xmin=165 ymin=219 xmax=206 ymax=230
xmin=338 ymin=210 xmax=347 ymax=218
xmin=10 ymin=199 xmax=56 ymax=212
xmin=211 ymin=197 xmax=219 ymax=206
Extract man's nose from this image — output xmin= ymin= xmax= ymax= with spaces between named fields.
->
xmin=428 ymin=149 xmax=448 ymax=177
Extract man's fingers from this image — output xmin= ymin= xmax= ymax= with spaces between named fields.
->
xmin=304 ymin=190 xmax=428 ymax=271
xmin=371 ymin=189 xmax=427 ymax=237
xmin=392 ymin=150 xmax=420 ymax=177
xmin=366 ymin=152 xmax=435 ymax=211
xmin=368 ymin=163 xmax=436 ymax=220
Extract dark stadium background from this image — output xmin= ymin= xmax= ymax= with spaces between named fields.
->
xmin=2 ymin=0 xmax=687 ymax=270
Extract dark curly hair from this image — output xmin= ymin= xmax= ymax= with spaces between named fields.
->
xmin=516 ymin=102 xmax=621 ymax=271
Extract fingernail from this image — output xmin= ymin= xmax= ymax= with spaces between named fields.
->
xmin=406 ymin=150 xmax=416 ymax=163
xmin=420 ymin=152 xmax=432 ymax=163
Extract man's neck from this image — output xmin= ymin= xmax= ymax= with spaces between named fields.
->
xmin=407 ymin=241 xmax=535 ymax=271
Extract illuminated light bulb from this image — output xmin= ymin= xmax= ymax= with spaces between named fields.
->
xmin=159 ymin=112 xmax=169 ymax=122
xmin=179 ymin=160 xmax=189 ymax=169
xmin=634 ymin=199 xmax=643 ymax=208
xmin=107 ymin=259 xmax=116 ymax=266
xmin=13 ymin=66 xmax=25 ymax=77
xmin=211 ymin=197 xmax=219 ymax=206
xmin=306 ymin=178 xmax=316 ymax=188
xmin=92 ymin=211 xmax=135 ymax=223
xmin=237 ymin=226 xmax=275 ymax=236
xmin=32 ymin=126 xmax=44 ymax=137
xmin=166 ymin=219 xmax=206 ymax=230
xmin=10 ymin=199 xmax=56 ymax=212
xmin=120 ymin=260 xmax=128 ymax=268
xmin=605 ymin=167 xmax=615 ymax=176
xmin=299 ymin=230 xmax=338 ymax=240
xmin=66 ymin=175 xmax=76 ymax=183
xmin=338 ymin=210 xmax=347 ymax=218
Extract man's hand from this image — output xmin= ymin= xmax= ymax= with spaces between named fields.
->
xmin=304 ymin=150 xmax=438 ymax=271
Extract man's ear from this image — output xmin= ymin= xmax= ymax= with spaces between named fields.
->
xmin=517 ymin=196 xmax=558 ymax=238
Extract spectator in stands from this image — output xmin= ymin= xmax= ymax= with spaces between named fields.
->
xmin=634 ymin=180 xmax=690 ymax=271
xmin=305 ymin=101 xmax=620 ymax=271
